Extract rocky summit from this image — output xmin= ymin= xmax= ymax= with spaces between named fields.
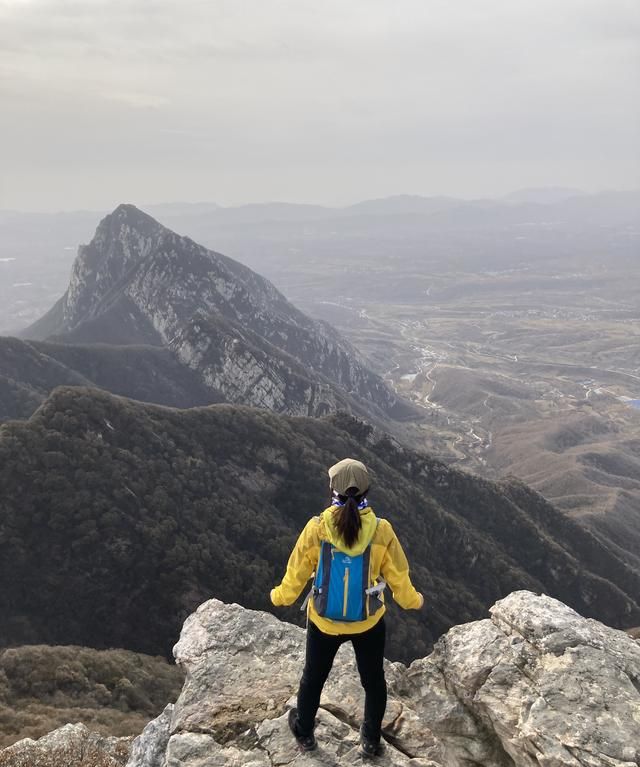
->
xmin=21 ymin=204 xmax=403 ymax=420
xmin=4 ymin=590 xmax=638 ymax=767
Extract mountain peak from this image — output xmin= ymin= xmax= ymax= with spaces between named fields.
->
xmin=55 ymin=206 xmax=168 ymax=333
xmin=94 ymin=203 xmax=167 ymax=243
xmin=105 ymin=202 xmax=160 ymax=225
xmin=21 ymin=207 xmax=401 ymax=419
xmin=111 ymin=202 xmax=142 ymax=218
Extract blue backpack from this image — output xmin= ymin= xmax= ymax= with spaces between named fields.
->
xmin=304 ymin=518 xmax=386 ymax=622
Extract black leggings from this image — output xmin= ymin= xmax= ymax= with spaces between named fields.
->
xmin=296 ymin=617 xmax=387 ymax=741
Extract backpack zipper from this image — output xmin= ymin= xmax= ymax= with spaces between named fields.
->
xmin=343 ymin=567 xmax=350 ymax=617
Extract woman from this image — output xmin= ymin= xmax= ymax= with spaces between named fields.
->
xmin=270 ymin=457 xmax=424 ymax=757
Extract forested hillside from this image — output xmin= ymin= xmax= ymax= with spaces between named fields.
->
xmin=0 ymin=645 xmax=183 ymax=748
xmin=0 ymin=336 xmax=219 ymax=422
xmin=1 ymin=387 xmax=639 ymax=663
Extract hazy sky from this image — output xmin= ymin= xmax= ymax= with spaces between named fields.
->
xmin=1 ymin=0 xmax=639 ymax=210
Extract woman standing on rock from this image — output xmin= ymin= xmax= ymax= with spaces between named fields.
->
xmin=270 ymin=457 xmax=424 ymax=757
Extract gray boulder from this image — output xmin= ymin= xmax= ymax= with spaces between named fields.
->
xmin=126 ymin=704 xmax=174 ymax=767
xmin=167 ymin=598 xmax=441 ymax=765
xmin=154 ymin=592 xmax=640 ymax=767
xmin=400 ymin=591 xmax=640 ymax=766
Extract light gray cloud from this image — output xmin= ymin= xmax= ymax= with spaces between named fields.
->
xmin=1 ymin=0 xmax=638 ymax=209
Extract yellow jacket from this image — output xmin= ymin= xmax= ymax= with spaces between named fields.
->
xmin=270 ymin=506 xmax=423 ymax=635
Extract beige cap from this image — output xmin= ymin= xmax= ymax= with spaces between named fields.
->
xmin=328 ymin=458 xmax=370 ymax=495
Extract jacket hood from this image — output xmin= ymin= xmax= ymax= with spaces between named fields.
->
xmin=321 ymin=506 xmax=377 ymax=556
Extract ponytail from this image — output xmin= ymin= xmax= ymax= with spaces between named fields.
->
xmin=333 ymin=488 xmax=363 ymax=548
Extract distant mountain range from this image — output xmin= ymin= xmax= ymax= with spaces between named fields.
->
xmin=2 ymin=189 xmax=638 ymax=335
xmin=148 ymin=188 xmax=640 ymax=228
xmin=9 ymin=205 xmax=409 ymax=422
xmin=1 ymin=386 xmax=639 ymax=664
xmin=501 ymin=186 xmax=587 ymax=204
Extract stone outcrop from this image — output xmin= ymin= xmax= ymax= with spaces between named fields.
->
xmin=125 ymin=590 xmax=640 ymax=767
xmin=404 ymin=592 xmax=640 ymax=766
xmin=126 ymin=706 xmax=174 ymax=767
xmin=3 ymin=591 xmax=638 ymax=766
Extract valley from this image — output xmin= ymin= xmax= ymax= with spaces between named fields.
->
xmin=2 ymin=194 xmax=639 ymax=558
xmin=299 ymin=265 xmax=640 ymax=559
xmin=171 ymin=197 xmax=640 ymax=556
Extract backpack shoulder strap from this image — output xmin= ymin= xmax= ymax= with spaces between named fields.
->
xmin=365 ymin=516 xmax=387 ymax=596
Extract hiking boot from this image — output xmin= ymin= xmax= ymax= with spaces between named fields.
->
xmin=288 ymin=707 xmax=317 ymax=752
xmin=359 ymin=725 xmax=383 ymax=758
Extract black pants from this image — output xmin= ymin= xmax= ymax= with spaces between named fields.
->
xmin=296 ymin=617 xmax=387 ymax=742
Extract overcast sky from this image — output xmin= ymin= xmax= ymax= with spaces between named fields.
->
xmin=1 ymin=0 xmax=639 ymax=210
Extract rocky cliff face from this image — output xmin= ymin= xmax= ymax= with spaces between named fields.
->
xmin=22 ymin=205 xmax=402 ymax=419
xmin=6 ymin=591 xmax=637 ymax=767
xmin=132 ymin=591 xmax=640 ymax=767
